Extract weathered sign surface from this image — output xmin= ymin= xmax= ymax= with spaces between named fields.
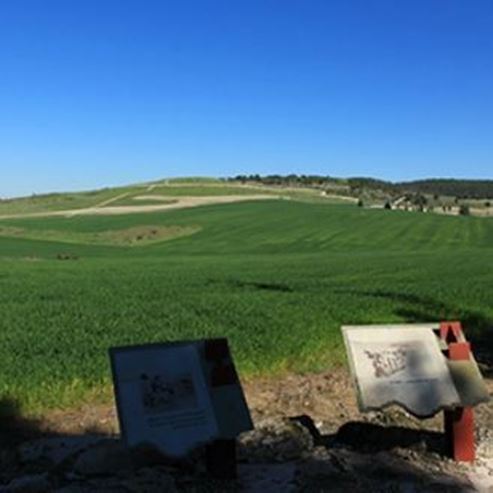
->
xmin=110 ymin=339 xmax=252 ymax=457
xmin=342 ymin=324 xmax=463 ymax=417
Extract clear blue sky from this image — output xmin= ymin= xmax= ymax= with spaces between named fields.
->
xmin=1 ymin=0 xmax=492 ymax=197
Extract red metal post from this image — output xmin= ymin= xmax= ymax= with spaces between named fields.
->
xmin=441 ymin=323 xmax=475 ymax=463
xmin=440 ymin=321 xmax=462 ymax=344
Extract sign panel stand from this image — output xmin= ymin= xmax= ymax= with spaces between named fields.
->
xmin=109 ymin=338 xmax=253 ymax=478
xmin=441 ymin=321 xmax=475 ymax=462
xmin=342 ymin=321 xmax=489 ymax=463
xmin=205 ymin=439 xmax=237 ymax=479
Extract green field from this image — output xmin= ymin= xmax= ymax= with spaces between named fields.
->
xmin=0 ymin=198 xmax=492 ymax=414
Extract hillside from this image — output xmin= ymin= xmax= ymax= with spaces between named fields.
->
xmin=230 ymin=175 xmax=493 ymax=200
xmin=2 ymin=177 xmax=492 ymax=227
xmin=394 ymin=179 xmax=493 ymax=198
xmin=0 ymin=179 xmax=344 ymax=218
xmin=0 ymin=195 xmax=492 ymax=413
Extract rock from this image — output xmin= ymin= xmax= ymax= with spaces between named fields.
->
xmin=18 ymin=436 xmax=102 ymax=468
xmin=297 ymin=448 xmax=364 ymax=492
xmin=478 ymin=427 xmax=493 ymax=458
xmin=0 ymin=449 xmax=18 ymax=480
xmin=54 ymin=486 xmax=90 ymax=493
xmin=57 ymin=477 xmax=123 ymax=493
xmin=4 ymin=474 xmax=51 ymax=493
xmin=73 ymin=440 xmax=132 ymax=477
xmin=238 ymin=418 xmax=314 ymax=463
xmin=298 ymin=446 xmax=343 ymax=476
xmin=120 ymin=467 xmax=177 ymax=493
xmin=239 ymin=463 xmax=298 ymax=492
xmin=129 ymin=443 xmax=177 ymax=470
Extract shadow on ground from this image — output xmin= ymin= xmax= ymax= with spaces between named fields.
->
xmin=0 ymin=397 xmax=476 ymax=491
xmin=0 ymin=398 xmax=47 ymax=447
xmin=291 ymin=415 xmax=472 ymax=492
xmin=293 ymin=414 xmax=445 ymax=453
xmin=0 ymin=397 xmax=111 ymax=487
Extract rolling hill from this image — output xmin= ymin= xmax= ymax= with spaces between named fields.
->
xmin=0 ymin=184 xmax=492 ymax=413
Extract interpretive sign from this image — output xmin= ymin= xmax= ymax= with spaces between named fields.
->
xmin=343 ymin=322 xmax=490 ymax=462
xmin=343 ymin=324 xmax=470 ymax=417
xmin=110 ymin=338 xmax=253 ymax=458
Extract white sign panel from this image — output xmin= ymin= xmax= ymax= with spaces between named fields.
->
xmin=111 ymin=344 xmax=217 ymax=457
xmin=342 ymin=325 xmax=462 ymax=417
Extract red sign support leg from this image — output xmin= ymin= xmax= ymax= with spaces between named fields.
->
xmin=444 ymin=407 xmax=475 ymax=462
xmin=440 ymin=324 xmax=476 ymax=463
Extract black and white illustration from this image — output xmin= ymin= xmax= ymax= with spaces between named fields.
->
xmin=112 ymin=344 xmax=219 ymax=456
xmin=364 ymin=347 xmax=408 ymax=378
xmin=140 ymin=373 xmax=198 ymax=414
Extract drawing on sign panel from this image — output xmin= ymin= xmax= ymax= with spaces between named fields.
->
xmin=364 ymin=347 xmax=408 ymax=378
xmin=140 ymin=373 xmax=198 ymax=414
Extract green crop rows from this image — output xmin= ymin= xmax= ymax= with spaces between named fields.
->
xmin=0 ymin=199 xmax=492 ymax=414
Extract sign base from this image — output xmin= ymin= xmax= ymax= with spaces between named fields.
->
xmin=205 ymin=439 xmax=237 ymax=479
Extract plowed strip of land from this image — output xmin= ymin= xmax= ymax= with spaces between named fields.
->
xmin=0 ymin=195 xmax=279 ymax=220
xmin=92 ymin=191 xmax=132 ymax=208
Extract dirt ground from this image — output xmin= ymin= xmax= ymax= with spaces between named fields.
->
xmin=33 ymin=368 xmax=493 ymax=441
xmin=3 ymin=368 xmax=490 ymax=492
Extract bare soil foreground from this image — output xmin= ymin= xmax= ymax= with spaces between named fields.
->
xmin=0 ymin=195 xmax=279 ymax=220
xmin=1 ymin=369 xmax=492 ymax=492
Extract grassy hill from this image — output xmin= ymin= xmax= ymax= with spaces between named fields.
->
xmin=0 ymin=180 xmax=312 ymax=216
xmin=0 ymin=196 xmax=492 ymax=413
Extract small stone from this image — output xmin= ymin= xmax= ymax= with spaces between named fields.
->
xmin=73 ymin=440 xmax=132 ymax=477
xmin=5 ymin=474 xmax=51 ymax=493
xmin=121 ymin=469 xmax=177 ymax=493
xmin=55 ymin=486 xmax=91 ymax=493
xmin=238 ymin=418 xmax=314 ymax=463
xmin=18 ymin=436 xmax=102 ymax=468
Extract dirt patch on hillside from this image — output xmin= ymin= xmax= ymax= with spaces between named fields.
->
xmin=0 ymin=195 xmax=279 ymax=220
xmin=0 ymin=225 xmax=201 ymax=247
xmin=95 ymin=225 xmax=201 ymax=246
xmin=131 ymin=195 xmax=180 ymax=202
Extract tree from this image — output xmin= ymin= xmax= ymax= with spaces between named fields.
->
xmin=459 ymin=204 xmax=470 ymax=216
xmin=412 ymin=194 xmax=427 ymax=207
